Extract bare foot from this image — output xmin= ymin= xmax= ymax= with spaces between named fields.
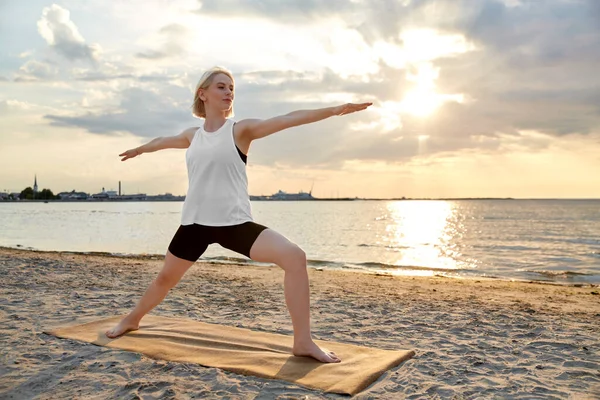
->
xmin=105 ymin=318 xmax=139 ymax=339
xmin=293 ymin=341 xmax=341 ymax=363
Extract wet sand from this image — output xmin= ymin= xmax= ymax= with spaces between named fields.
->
xmin=1 ymin=246 xmax=599 ymax=399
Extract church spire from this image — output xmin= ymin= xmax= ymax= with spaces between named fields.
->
xmin=33 ymin=174 xmax=38 ymax=193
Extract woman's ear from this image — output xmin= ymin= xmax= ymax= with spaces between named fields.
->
xmin=198 ymin=89 xmax=206 ymax=102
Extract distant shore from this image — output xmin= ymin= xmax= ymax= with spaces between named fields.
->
xmin=9 ymin=197 xmax=600 ymax=203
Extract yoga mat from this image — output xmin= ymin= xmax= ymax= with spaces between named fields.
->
xmin=45 ymin=315 xmax=415 ymax=395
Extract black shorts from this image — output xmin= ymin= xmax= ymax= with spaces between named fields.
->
xmin=167 ymin=221 xmax=269 ymax=262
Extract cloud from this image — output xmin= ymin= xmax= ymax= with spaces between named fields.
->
xmin=0 ymin=99 xmax=33 ymax=115
xmin=17 ymin=60 xmax=57 ymax=80
xmin=195 ymin=0 xmax=349 ymax=21
xmin=44 ymin=87 xmax=195 ymax=137
xmin=71 ymin=71 xmax=178 ymax=82
xmin=37 ymin=4 xmax=100 ymax=62
xmin=74 ymin=72 xmax=135 ymax=82
xmin=135 ymin=23 xmax=188 ymax=60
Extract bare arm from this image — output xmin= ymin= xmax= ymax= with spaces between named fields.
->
xmin=236 ymin=102 xmax=372 ymax=141
xmin=119 ymin=127 xmax=198 ymax=161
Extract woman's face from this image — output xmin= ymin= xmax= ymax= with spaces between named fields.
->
xmin=200 ymin=73 xmax=234 ymax=115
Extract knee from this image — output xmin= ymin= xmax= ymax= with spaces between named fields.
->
xmin=281 ymin=246 xmax=307 ymax=271
xmin=155 ymin=273 xmax=178 ymax=289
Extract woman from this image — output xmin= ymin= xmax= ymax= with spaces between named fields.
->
xmin=106 ymin=66 xmax=371 ymax=363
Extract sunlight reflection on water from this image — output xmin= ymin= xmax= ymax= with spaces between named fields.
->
xmin=381 ymin=200 xmax=478 ymax=272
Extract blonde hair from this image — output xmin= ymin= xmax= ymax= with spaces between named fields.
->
xmin=192 ymin=66 xmax=235 ymax=118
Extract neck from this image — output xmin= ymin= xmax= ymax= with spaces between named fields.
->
xmin=203 ymin=108 xmax=227 ymax=132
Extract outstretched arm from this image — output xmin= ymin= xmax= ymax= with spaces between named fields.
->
xmin=237 ymin=102 xmax=372 ymax=141
xmin=118 ymin=127 xmax=198 ymax=161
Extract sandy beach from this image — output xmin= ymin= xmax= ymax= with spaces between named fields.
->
xmin=1 ymin=246 xmax=599 ymax=399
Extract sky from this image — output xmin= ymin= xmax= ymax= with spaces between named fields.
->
xmin=1 ymin=0 xmax=599 ymax=199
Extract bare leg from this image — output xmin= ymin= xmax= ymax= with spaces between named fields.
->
xmin=105 ymin=250 xmax=195 ymax=338
xmin=250 ymin=229 xmax=341 ymax=363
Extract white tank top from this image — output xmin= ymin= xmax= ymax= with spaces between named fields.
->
xmin=180 ymin=119 xmax=253 ymax=226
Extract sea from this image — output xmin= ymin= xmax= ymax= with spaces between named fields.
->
xmin=1 ymin=199 xmax=599 ymax=285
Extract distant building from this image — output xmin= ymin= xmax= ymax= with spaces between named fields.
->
xmin=90 ymin=187 xmax=113 ymax=200
xmin=90 ymin=187 xmax=146 ymax=201
xmin=33 ymin=174 xmax=38 ymax=194
xmin=1 ymin=192 xmax=22 ymax=201
xmin=265 ymin=189 xmax=315 ymax=201
xmin=57 ymin=190 xmax=88 ymax=200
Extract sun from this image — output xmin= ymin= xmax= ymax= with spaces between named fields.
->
xmin=400 ymin=89 xmax=442 ymax=117
xmin=398 ymin=62 xmax=443 ymax=117
xmin=393 ymin=30 xmax=472 ymax=118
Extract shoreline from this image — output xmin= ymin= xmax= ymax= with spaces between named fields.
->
xmin=2 ymin=245 xmax=598 ymax=288
xmin=1 ymin=246 xmax=599 ymax=398
xmin=3 ymin=198 xmax=600 ymax=203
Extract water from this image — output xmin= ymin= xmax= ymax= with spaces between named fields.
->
xmin=1 ymin=200 xmax=599 ymax=284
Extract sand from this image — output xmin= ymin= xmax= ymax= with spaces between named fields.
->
xmin=1 ymin=246 xmax=599 ymax=399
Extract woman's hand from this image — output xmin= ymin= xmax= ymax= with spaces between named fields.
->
xmin=119 ymin=148 xmax=140 ymax=162
xmin=333 ymin=102 xmax=373 ymax=116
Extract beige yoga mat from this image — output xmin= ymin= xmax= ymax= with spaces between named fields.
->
xmin=45 ymin=315 xmax=415 ymax=395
